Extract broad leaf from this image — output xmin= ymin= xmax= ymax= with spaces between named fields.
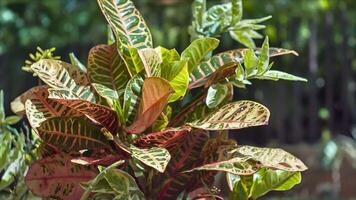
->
xmin=181 ymin=37 xmax=219 ymax=73
xmin=97 ymin=0 xmax=153 ymax=76
xmin=258 ymin=70 xmax=308 ymax=82
xmin=25 ymin=154 xmax=97 ymax=200
xmin=31 ymin=59 xmax=97 ymax=103
xmin=168 ymin=63 xmax=189 ymax=102
xmin=124 ymin=75 xmax=144 ymax=124
xmin=229 ymin=169 xmax=302 ymax=200
xmin=206 ymin=83 xmax=228 ymax=108
xmin=189 ymin=48 xmax=298 ymax=89
xmin=125 ymin=77 xmax=173 ymax=134
xmin=130 ymin=145 xmax=171 ymax=173
xmin=134 ymin=126 xmax=192 ymax=149
xmin=235 ymin=146 xmax=308 ymax=172
xmin=129 ymin=47 xmax=162 ymax=77
xmin=155 ymin=129 xmax=208 ymax=199
xmin=188 ymin=100 xmax=270 ymax=130
xmin=104 ymin=168 xmax=145 ymax=199
xmin=48 ymin=89 xmax=119 ymax=134
xmin=17 ymin=86 xmax=81 ymax=128
xmin=37 ymin=117 xmax=111 ymax=152
xmin=88 ymin=44 xmax=130 ymax=95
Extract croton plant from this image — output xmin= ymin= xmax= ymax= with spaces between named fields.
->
xmin=11 ymin=0 xmax=308 ymax=199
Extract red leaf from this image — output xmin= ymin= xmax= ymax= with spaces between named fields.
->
xmin=25 ymin=153 xmax=97 ymax=200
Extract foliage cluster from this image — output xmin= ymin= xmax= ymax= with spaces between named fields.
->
xmin=9 ymin=0 xmax=307 ymax=199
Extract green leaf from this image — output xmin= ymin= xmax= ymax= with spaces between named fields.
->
xmin=37 ymin=117 xmax=111 ymax=152
xmin=231 ymin=0 xmax=243 ymax=25
xmin=104 ymin=168 xmax=145 ymax=199
xmin=0 ymin=132 xmax=12 ymax=172
xmin=124 ymin=75 xmax=144 ymax=124
xmin=125 ymin=77 xmax=173 ymax=134
xmin=181 ymin=37 xmax=219 ymax=73
xmin=206 ymin=83 xmax=228 ymax=108
xmin=97 ymin=0 xmax=153 ymax=76
xmin=192 ymin=0 xmax=206 ymax=30
xmin=244 ymin=49 xmax=259 ymax=75
xmin=92 ymin=83 xmax=120 ymax=102
xmin=230 ymin=30 xmax=256 ymax=48
xmin=131 ymin=48 xmax=162 ymax=77
xmin=188 ymin=100 xmax=270 ymax=130
xmin=88 ymin=44 xmax=130 ymax=95
xmin=130 ymin=145 xmax=171 ymax=173
xmin=25 ymin=154 xmax=97 ymax=200
xmin=69 ymin=52 xmax=87 ymax=73
xmin=0 ymin=90 xmax=4 ymax=121
xmin=4 ymin=116 xmax=21 ymax=125
xmin=259 ymin=70 xmax=308 ymax=82
xmin=168 ymin=62 xmax=189 ymax=102
xmin=80 ymin=161 xmax=125 ymax=200
xmin=189 ymin=48 xmax=298 ymax=89
xmin=228 ymin=174 xmax=252 ymax=200
xmin=249 ymin=169 xmax=302 ymax=199
xmin=31 ymin=59 xmax=98 ymax=103
xmin=151 ymin=106 xmax=172 ymax=132
xmin=257 ymin=37 xmax=270 ymax=74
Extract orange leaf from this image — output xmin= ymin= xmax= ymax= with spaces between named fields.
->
xmin=125 ymin=77 xmax=173 ymax=134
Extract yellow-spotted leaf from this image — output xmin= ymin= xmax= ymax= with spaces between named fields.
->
xmin=14 ymin=86 xmax=81 ymax=129
xmin=130 ymin=145 xmax=171 ymax=173
xmin=31 ymin=59 xmax=97 ymax=103
xmin=97 ymin=0 xmax=153 ymax=76
xmin=186 ymin=145 xmax=307 ymax=176
xmin=37 ymin=117 xmax=111 ymax=152
xmin=25 ymin=153 xmax=97 ymax=200
xmin=189 ymin=48 xmax=298 ymax=89
xmin=188 ymin=100 xmax=270 ymax=130
xmin=88 ymin=44 xmax=130 ymax=95
xmin=125 ymin=77 xmax=173 ymax=134
xmin=48 ymin=89 xmax=119 ymax=134
xmin=235 ymin=146 xmax=308 ymax=172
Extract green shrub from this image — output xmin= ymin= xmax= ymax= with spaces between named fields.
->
xmin=11 ymin=0 xmax=307 ymax=199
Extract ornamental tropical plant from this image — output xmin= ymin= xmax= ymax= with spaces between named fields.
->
xmin=11 ymin=0 xmax=308 ymax=199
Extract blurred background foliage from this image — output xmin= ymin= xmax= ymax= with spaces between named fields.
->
xmin=0 ymin=0 xmax=356 ymax=198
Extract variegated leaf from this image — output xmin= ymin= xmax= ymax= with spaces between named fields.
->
xmin=188 ymin=100 xmax=270 ymax=130
xmin=181 ymin=37 xmax=219 ymax=73
xmin=130 ymin=145 xmax=171 ymax=173
xmin=189 ymin=48 xmax=298 ymax=89
xmin=186 ymin=145 xmax=307 ymax=176
xmin=125 ymin=77 xmax=173 ymax=134
xmin=234 ymin=146 xmax=308 ymax=172
xmin=124 ymin=75 xmax=144 ymax=124
xmin=134 ymin=126 xmax=192 ymax=150
xmin=18 ymin=86 xmax=81 ymax=129
xmin=25 ymin=154 xmax=97 ymax=200
xmin=97 ymin=0 xmax=153 ymax=76
xmin=48 ymin=89 xmax=119 ymax=134
xmin=155 ymin=129 xmax=208 ymax=200
xmin=88 ymin=44 xmax=130 ymax=95
xmin=37 ymin=117 xmax=111 ymax=152
xmin=31 ymin=59 xmax=97 ymax=103
xmin=129 ymin=47 xmax=163 ymax=77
